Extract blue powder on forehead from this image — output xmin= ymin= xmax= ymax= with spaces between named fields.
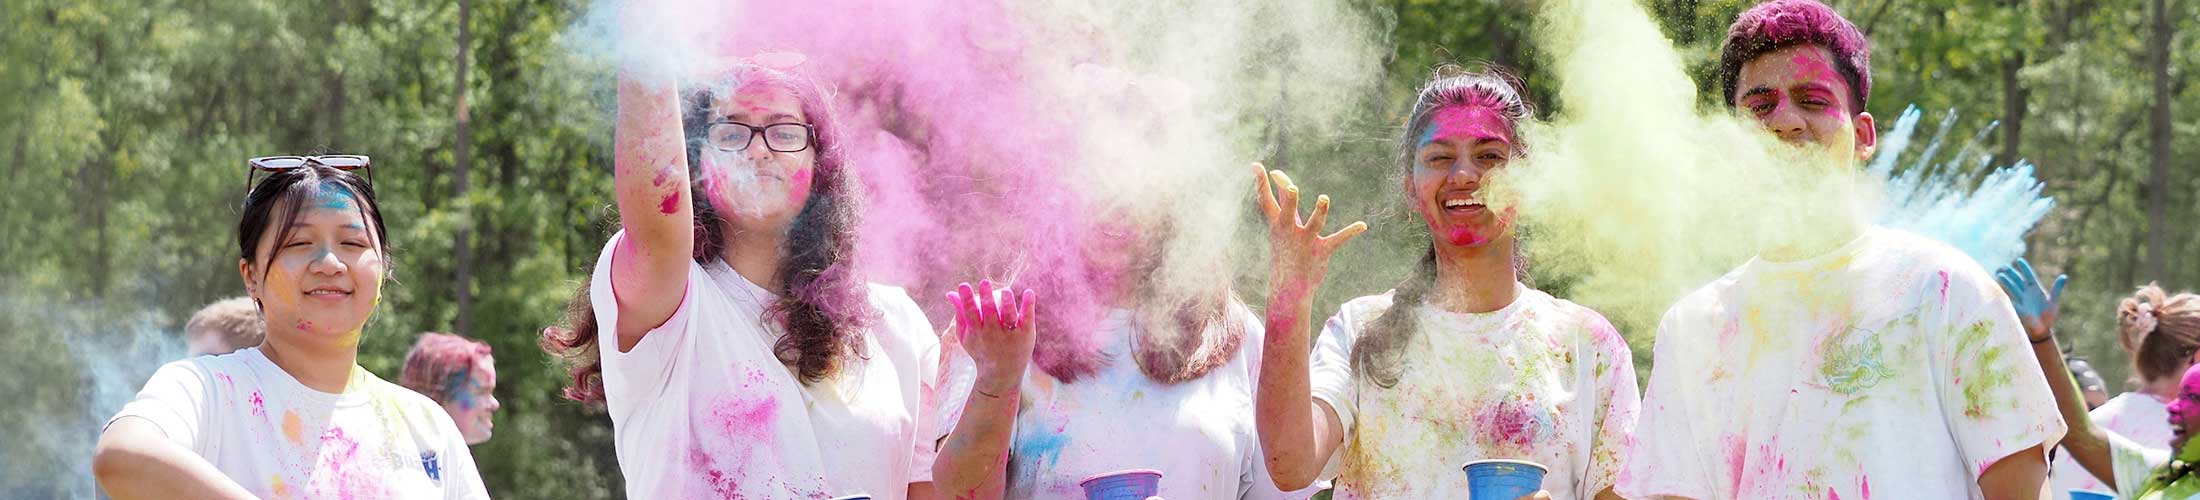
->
xmin=309 ymin=183 xmax=357 ymax=211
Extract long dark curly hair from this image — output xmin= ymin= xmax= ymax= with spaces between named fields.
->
xmin=1352 ymin=64 xmax=1535 ymax=388
xmin=544 ymin=64 xmax=873 ymax=401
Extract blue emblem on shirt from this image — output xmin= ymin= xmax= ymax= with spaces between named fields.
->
xmin=422 ymin=450 xmax=442 ymax=481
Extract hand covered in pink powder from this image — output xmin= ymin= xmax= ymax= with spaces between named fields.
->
xmin=1253 ymin=163 xmax=1367 ymax=300
xmin=946 ymin=280 xmax=1036 ymax=398
xmin=1994 ymin=258 xmax=2066 ymax=342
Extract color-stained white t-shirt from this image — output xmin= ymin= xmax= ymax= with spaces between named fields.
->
xmin=107 ymin=347 xmax=488 ymax=499
xmin=1307 ymin=283 xmax=1639 ymax=500
xmin=1006 ymin=303 xmax=1310 ymax=499
xmin=2094 ymin=429 xmax=2182 ymax=495
xmin=2057 ymin=393 xmax=2175 ymax=498
xmin=590 ymin=232 xmax=968 ymax=500
xmin=1619 ymin=227 xmax=2067 ymax=500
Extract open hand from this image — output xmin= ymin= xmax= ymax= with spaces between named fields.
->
xmin=1253 ymin=162 xmax=1367 ymax=294
xmin=1993 ymin=258 xmax=2067 ymax=342
xmin=947 ymin=280 xmax=1036 ymax=399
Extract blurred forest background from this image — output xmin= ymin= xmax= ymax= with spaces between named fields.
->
xmin=1 ymin=0 xmax=2192 ymax=497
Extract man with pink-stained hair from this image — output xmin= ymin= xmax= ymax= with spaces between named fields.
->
xmin=1618 ymin=1 xmax=2064 ymax=499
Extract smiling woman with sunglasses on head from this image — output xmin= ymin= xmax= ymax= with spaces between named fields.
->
xmin=92 ymin=157 xmax=489 ymax=499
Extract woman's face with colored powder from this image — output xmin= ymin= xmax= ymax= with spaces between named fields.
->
xmin=696 ymin=83 xmax=819 ymax=232
xmin=446 ymin=355 xmax=499 ymax=445
xmin=2167 ymin=365 xmax=2200 ymax=451
xmin=240 ymin=184 xmax=387 ymax=349
xmin=1409 ymin=104 xmax=1518 ymax=249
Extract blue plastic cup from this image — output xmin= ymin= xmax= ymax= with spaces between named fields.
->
xmin=2068 ymin=491 xmax=2115 ymax=500
xmin=1462 ymin=459 xmax=1548 ymax=500
xmin=1079 ymin=469 xmax=1163 ymax=500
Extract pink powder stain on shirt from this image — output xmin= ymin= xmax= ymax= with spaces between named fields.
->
xmin=1473 ymin=398 xmax=1545 ymax=449
xmin=310 ymin=427 xmax=377 ymax=499
xmin=250 ymin=390 xmax=266 ymax=417
xmin=1937 ymin=270 xmax=1950 ymax=304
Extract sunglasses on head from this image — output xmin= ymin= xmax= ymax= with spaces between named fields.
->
xmin=244 ymin=155 xmax=372 ymax=196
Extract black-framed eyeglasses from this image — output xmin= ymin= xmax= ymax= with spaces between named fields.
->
xmin=245 ymin=155 xmax=372 ymax=195
xmin=703 ymin=121 xmax=814 ymax=153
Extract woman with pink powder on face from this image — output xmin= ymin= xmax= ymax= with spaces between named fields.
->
xmin=1250 ymin=65 xmax=1638 ymax=500
xmin=563 ymin=21 xmax=1035 ymax=493
xmin=2003 ymin=260 xmax=2200 ymax=499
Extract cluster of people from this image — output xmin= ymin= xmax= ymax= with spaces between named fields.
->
xmin=82 ymin=0 xmax=2198 ymax=499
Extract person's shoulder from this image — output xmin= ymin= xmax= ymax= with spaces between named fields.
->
xmin=860 ymin=282 xmax=938 ymax=352
xmin=1863 ymin=227 xmax=1984 ymax=273
xmin=1336 ymin=290 xmax=1398 ymax=318
xmin=1540 ymin=292 xmax=1627 ymax=347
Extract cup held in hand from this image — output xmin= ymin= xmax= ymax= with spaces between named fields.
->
xmin=1462 ymin=459 xmax=1547 ymax=500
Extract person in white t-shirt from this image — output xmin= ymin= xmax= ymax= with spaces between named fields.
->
xmin=961 ymin=217 xmax=1305 ymax=499
xmin=2005 ymin=261 xmax=2200 ymax=499
xmin=93 ymin=159 xmax=489 ymax=499
xmin=567 ymin=50 xmax=1019 ymax=498
xmin=1617 ymin=2 xmax=2064 ymax=499
xmin=1253 ymin=65 xmax=1632 ymax=500
xmin=2046 ymin=283 xmax=2200 ymax=498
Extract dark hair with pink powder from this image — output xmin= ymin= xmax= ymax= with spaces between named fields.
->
xmin=399 ymin=332 xmax=493 ymax=404
xmin=1716 ymin=0 xmax=1872 ymax=112
xmin=1355 ymin=64 xmax=1535 ymax=388
xmin=544 ymin=64 xmax=872 ymax=400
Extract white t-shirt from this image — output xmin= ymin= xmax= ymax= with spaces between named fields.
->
xmin=2058 ymin=393 xmax=2175 ymax=498
xmin=590 ymin=231 xmax=967 ymax=500
xmin=2111 ymin=431 xmax=2171 ymax=498
xmin=1307 ymin=283 xmax=1640 ymax=500
xmin=1006 ymin=303 xmax=1309 ymax=499
xmin=1618 ymin=227 xmax=2067 ymax=500
xmin=106 ymin=347 xmax=488 ymax=499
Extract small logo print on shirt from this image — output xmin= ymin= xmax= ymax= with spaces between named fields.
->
xmin=422 ymin=451 xmax=442 ymax=481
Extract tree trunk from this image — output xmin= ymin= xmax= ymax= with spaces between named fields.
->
xmin=452 ymin=0 xmax=475 ymax=334
xmin=2144 ymin=0 xmax=2171 ymax=281
xmin=1998 ymin=51 xmax=2027 ymax=165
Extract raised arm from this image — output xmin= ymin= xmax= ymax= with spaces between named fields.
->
xmin=928 ymin=281 xmax=1037 ymax=499
xmin=606 ymin=43 xmax=697 ymax=351
xmin=1249 ymin=163 xmax=1366 ymax=490
xmin=1996 ymin=259 xmax=2108 ymax=489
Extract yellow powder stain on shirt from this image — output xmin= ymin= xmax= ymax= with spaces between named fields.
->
xmin=269 ymin=474 xmax=291 ymax=499
xmin=282 ymin=410 xmax=303 ymax=444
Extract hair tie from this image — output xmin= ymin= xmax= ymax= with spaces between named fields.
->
xmin=2135 ymin=303 xmax=2161 ymax=336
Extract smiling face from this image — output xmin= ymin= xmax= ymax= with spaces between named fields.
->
xmin=239 ymin=183 xmax=386 ymax=349
xmin=1409 ymin=104 xmax=1518 ymax=249
xmin=2168 ymin=365 xmax=2200 ymax=451
xmin=696 ymin=83 xmax=819 ymax=233
xmin=1732 ymin=44 xmax=1877 ymax=164
xmin=444 ymin=355 xmax=499 ymax=445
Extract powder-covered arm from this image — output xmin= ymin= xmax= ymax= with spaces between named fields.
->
xmin=1249 ymin=163 xmax=1366 ymax=490
xmin=927 ymin=281 xmax=1036 ymax=499
xmin=606 ymin=6 xmax=697 ymax=353
xmin=92 ymin=417 xmax=254 ymax=500
xmin=1997 ymin=260 xmax=2117 ymax=488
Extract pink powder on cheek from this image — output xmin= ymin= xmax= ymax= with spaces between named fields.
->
xmin=786 ymin=168 xmax=813 ymax=205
